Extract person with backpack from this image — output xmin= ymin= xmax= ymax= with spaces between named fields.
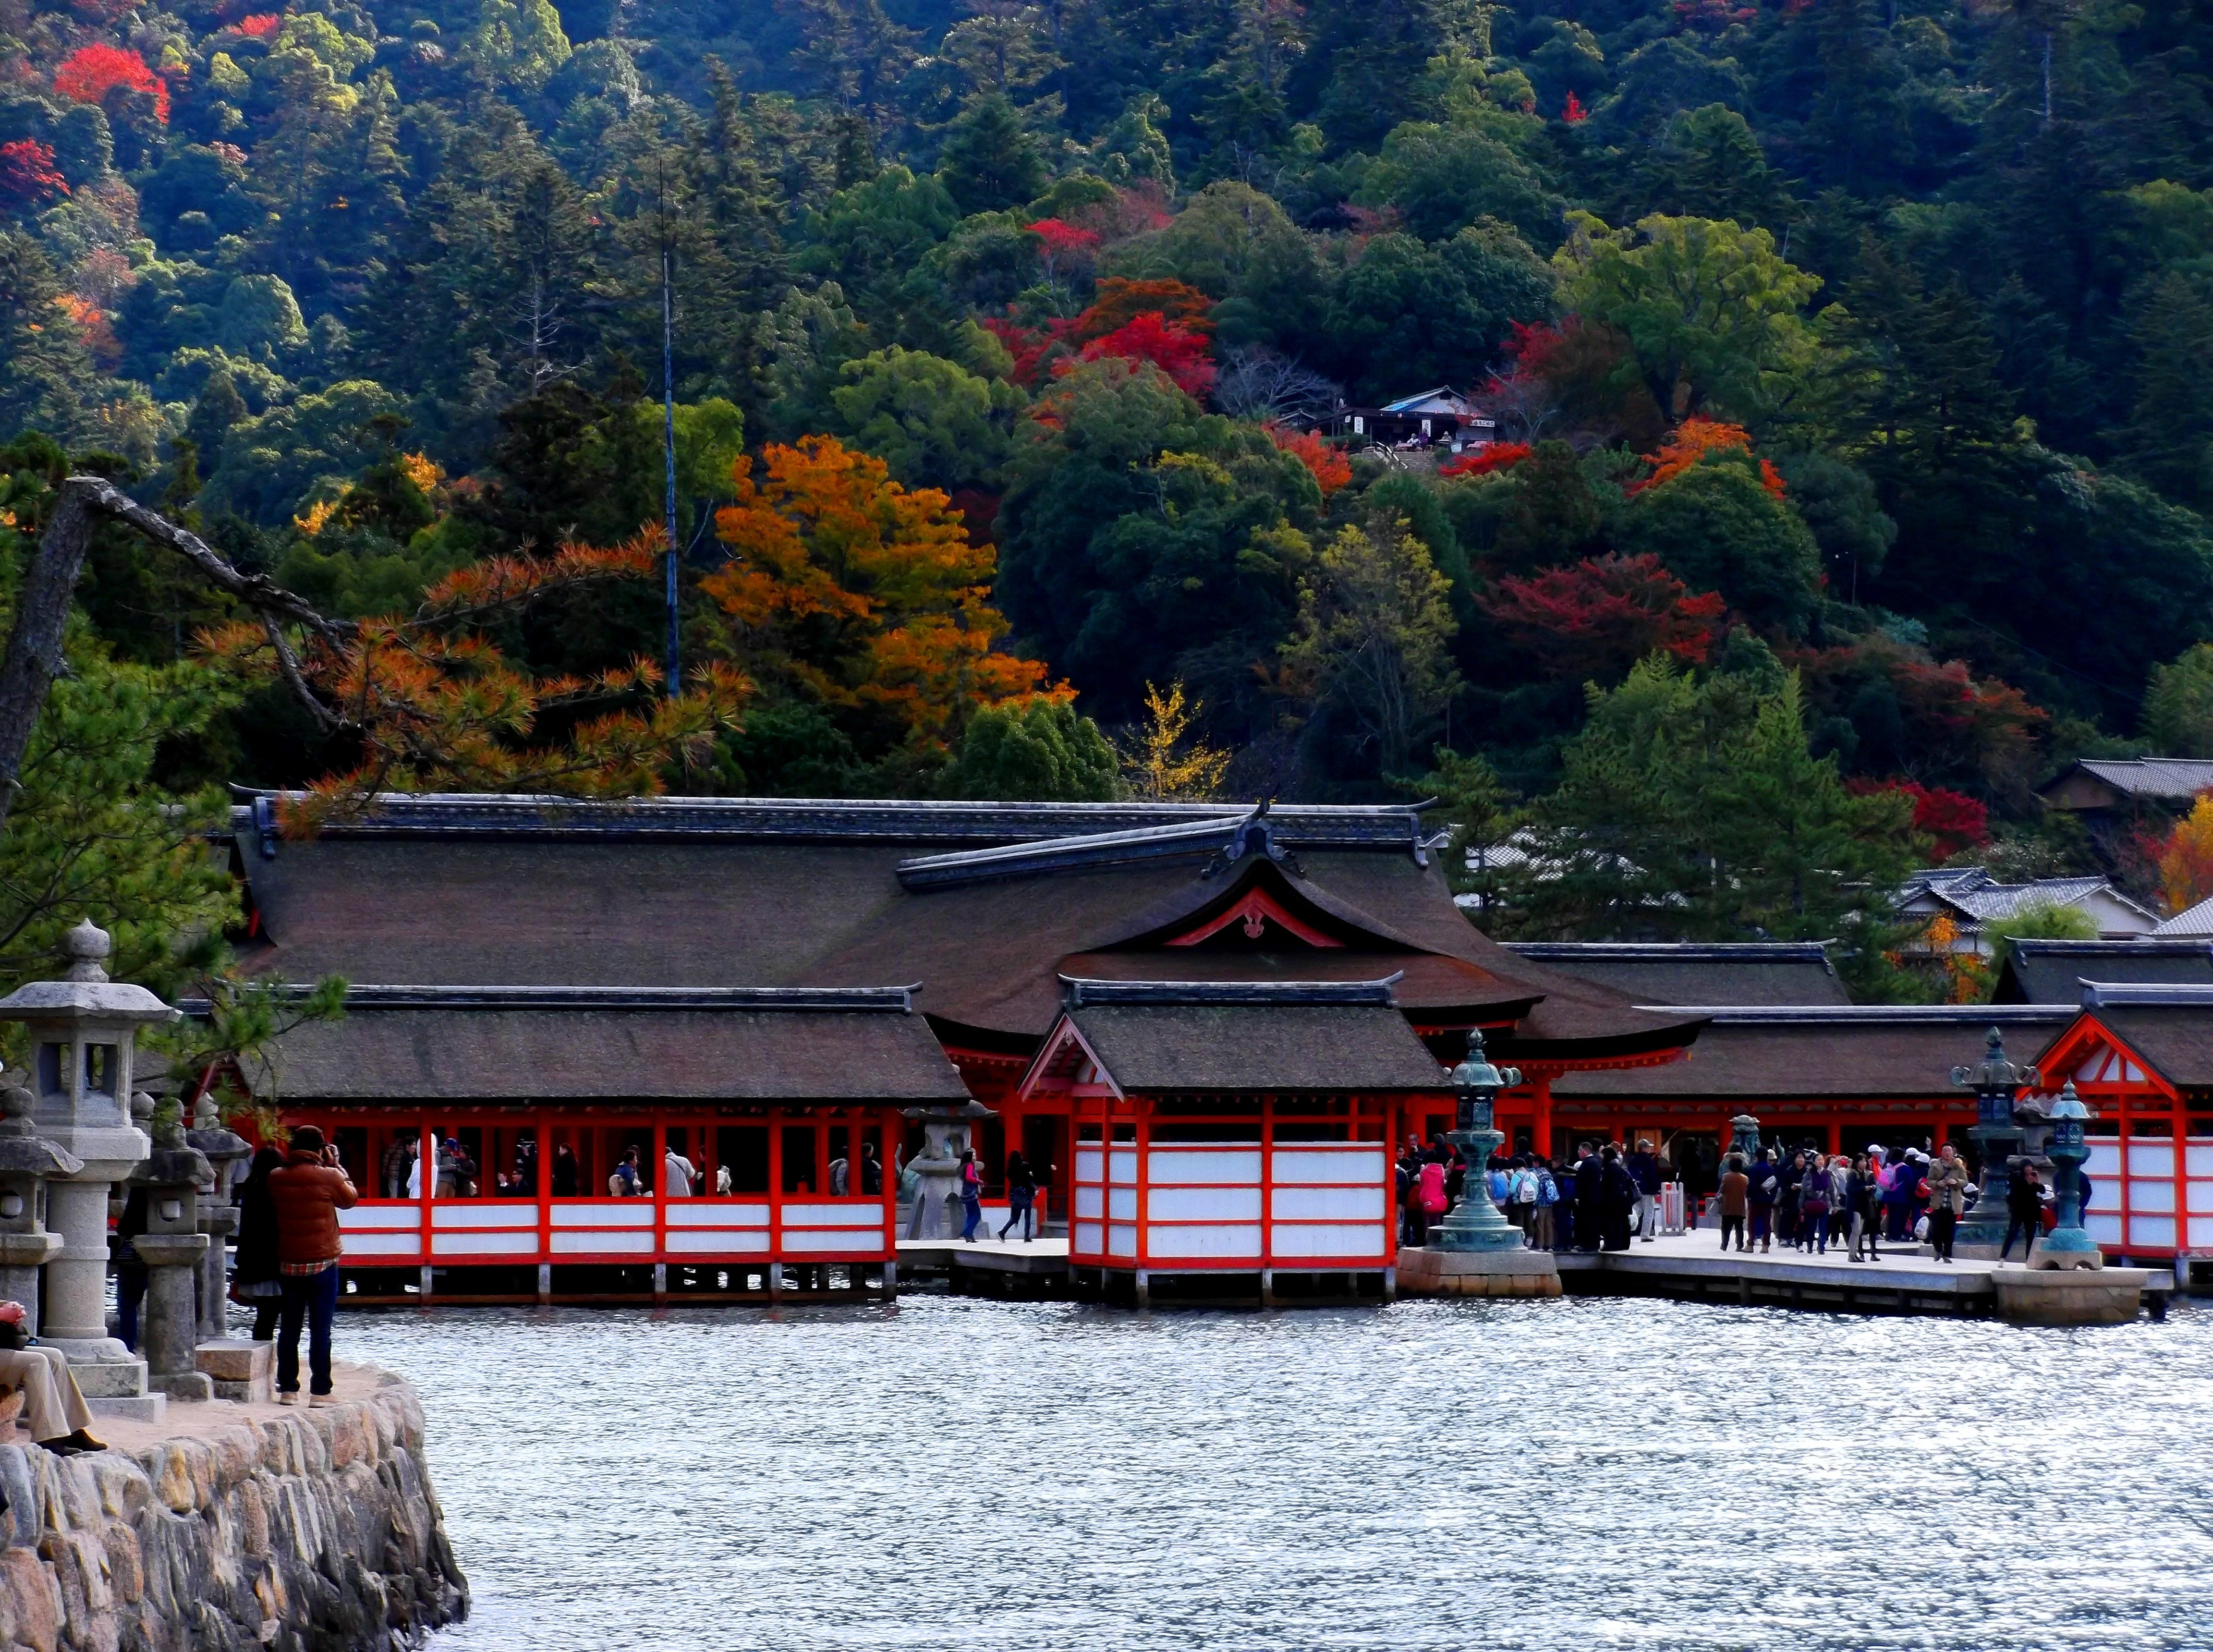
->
xmin=1747 ymin=1149 xmax=1779 ymax=1253
xmin=1508 ymin=1157 xmax=1540 ymax=1243
xmin=998 ymin=1150 xmax=1038 ymax=1242
xmin=1530 ymin=1158 xmax=1559 ymax=1251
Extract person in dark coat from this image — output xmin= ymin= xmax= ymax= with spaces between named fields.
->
xmin=231 ymin=1144 xmax=284 ymax=1339
xmin=1597 ymin=1145 xmax=1636 ymax=1251
xmin=2000 ymin=1162 xmax=2043 ymax=1261
xmin=551 ymin=1143 xmax=580 ymax=1196
xmin=1573 ymin=1149 xmax=1605 ymax=1251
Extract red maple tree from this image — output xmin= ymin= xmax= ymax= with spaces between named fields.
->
xmin=0 ymin=140 xmax=67 ymax=209
xmin=1563 ymin=91 xmax=1588 ymax=123
xmin=234 ymin=13 xmax=283 ymax=37
xmin=1071 ymin=311 xmax=1216 ymax=399
xmin=1479 ymin=552 xmax=1727 ymax=679
xmin=53 ymin=44 xmax=168 ymax=123
xmin=1265 ymin=424 xmax=1352 ymax=497
xmin=1438 ymin=441 xmax=1533 ymax=478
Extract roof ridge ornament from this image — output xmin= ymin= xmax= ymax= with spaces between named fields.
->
xmin=1201 ymin=801 xmax=1305 ymax=880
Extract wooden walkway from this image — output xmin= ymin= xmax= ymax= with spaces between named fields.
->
xmin=1552 ymin=1231 xmax=2176 ymax=1318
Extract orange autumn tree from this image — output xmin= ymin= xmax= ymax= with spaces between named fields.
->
xmin=702 ymin=436 xmax=1063 ymax=754
xmin=1634 ymin=415 xmax=1786 ymax=497
xmin=199 ymin=532 xmax=750 ymax=832
xmin=2158 ymin=793 xmax=2213 ymax=914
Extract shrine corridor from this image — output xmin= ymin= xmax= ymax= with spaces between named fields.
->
xmin=334 ymin=1297 xmax=2213 ymax=1652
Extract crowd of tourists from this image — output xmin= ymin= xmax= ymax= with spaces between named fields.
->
xmin=1399 ymin=1132 xmax=2084 ymax=1264
xmin=1396 ymin=1133 xmax=1671 ymax=1254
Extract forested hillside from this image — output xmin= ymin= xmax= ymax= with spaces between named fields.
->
xmin=2 ymin=0 xmax=2213 ymax=971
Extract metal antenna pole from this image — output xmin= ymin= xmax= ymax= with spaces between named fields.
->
xmin=662 ymin=245 xmax=680 ymax=698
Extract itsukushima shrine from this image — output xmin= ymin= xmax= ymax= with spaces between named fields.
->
xmin=207 ymin=793 xmax=2213 ymax=1304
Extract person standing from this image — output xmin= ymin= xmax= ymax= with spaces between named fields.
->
xmin=2000 ymin=1163 xmax=2043 ymax=1262
xmin=1598 ymin=1146 xmax=1636 ymax=1251
xmin=1413 ymin=1155 xmax=1448 ymax=1245
xmin=1846 ymin=1154 xmax=1881 ymax=1262
xmin=1926 ymin=1143 xmax=1968 ymax=1263
xmin=231 ymin=1143 xmax=285 ymax=1339
xmin=268 ymin=1126 xmax=358 ymax=1406
xmin=1395 ymin=1144 xmax=1421 ymax=1246
xmin=1530 ymin=1157 xmax=1558 ymax=1251
xmin=958 ymin=1148 xmax=984 ymax=1242
xmin=551 ymin=1143 xmax=580 ymax=1196
xmin=1627 ymin=1139 xmax=1662 ymax=1241
xmin=999 ymin=1151 xmax=1038 ymax=1241
xmin=860 ymin=1141 xmax=884 ymax=1196
xmin=1799 ymin=1155 xmax=1831 ymax=1254
xmin=664 ymin=1139 xmax=698 ymax=1200
xmin=1747 ymin=1148 xmax=1778 ymax=1254
xmin=1716 ymin=1154 xmax=1749 ymax=1252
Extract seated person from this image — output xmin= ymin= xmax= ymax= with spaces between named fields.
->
xmin=0 ymin=1303 xmax=102 ymax=1455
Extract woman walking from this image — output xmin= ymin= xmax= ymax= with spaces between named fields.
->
xmin=231 ymin=1143 xmax=285 ymax=1339
xmin=998 ymin=1151 xmax=1037 ymax=1242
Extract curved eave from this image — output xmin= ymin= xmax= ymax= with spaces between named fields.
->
xmin=1493 ymin=1016 xmax=1708 ymax=1067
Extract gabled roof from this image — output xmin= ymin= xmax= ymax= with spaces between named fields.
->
xmin=2039 ymin=758 xmax=2213 ymax=806
xmin=1993 ymin=939 xmax=2213 ymax=1003
xmin=1044 ymin=1001 xmax=1453 ymax=1093
xmin=1504 ymin=942 xmax=1847 ymax=1007
xmin=2033 ymin=1000 xmax=2213 ymax=1091
xmin=226 ymin=986 xmax=971 ymax=1103
xmin=227 ymin=792 xmax=1701 ymax=1061
xmin=1897 ymin=867 xmax=2156 ymax=929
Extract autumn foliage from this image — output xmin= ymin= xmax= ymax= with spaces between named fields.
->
xmin=197 ymin=533 xmax=747 ymax=832
xmin=986 ymin=279 xmax=1217 ymax=393
xmin=0 ymin=140 xmax=67 ymax=209
xmin=1265 ymin=423 xmax=1352 ymax=497
xmin=1634 ymin=416 xmax=1786 ymax=497
xmin=2158 ymin=794 xmax=2213 ymax=915
xmin=1438 ymin=441 xmax=1532 ymax=478
xmin=1479 ymin=552 xmax=1727 ymax=679
xmin=53 ymin=44 xmax=168 ymax=123
xmin=1849 ymin=778 xmax=1991 ymax=862
xmin=1562 ymin=91 xmax=1588 ymax=123
xmin=703 ymin=435 xmax=1063 ymax=752
xmin=233 ymin=13 xmax=283 ymax=37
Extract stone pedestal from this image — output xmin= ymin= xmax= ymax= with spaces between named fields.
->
xmin=195 ymin=1336 xmax=273 ymax=1403
xmin=132 ymin=1232 xmax=213 ymax=1399
xmin=189 ymin=1097 xmax=252 ymax=1343
xmin=1990 ymin=1264 xmax=2149 ymax=1325
xmin=1396 ymin=1245 xmax=1561 ymax=1298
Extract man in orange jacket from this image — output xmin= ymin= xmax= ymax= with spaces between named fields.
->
xmin=267 ymin=1126 xmax=357 ymax=1406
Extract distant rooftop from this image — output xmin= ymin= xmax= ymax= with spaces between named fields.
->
xmin=1504 ymin=941 xmax=1848 ymax=1008
xmin=1897 ymin=866 xmax=2157 ymax=930
xmin=2040 ymin=757 xmax=2213 ymax=807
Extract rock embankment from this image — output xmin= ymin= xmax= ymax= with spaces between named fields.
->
xmin=0 ymin=1363 xmax=466 ymax=1651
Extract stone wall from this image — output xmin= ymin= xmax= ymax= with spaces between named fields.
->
xmin=0 ymin=1367 xmax=466 ymax=1652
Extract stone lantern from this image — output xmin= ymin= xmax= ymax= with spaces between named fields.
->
xmin=1429 ymin=1030 xmax=1525 ymax=1254
xmin=1728 ymin=1113 xmax=1763 ymax=1164
xmin=186 ymin=1090 xmax=252 ymax=1342
xmin=1950 ymin=1026 xmax=2037 ymax=1256
xmin=2033 ymin=1081 xmax=2103 ymax=1271
xmin=125 ymin=1093 xmax=213 ymax=1400
xmin=898 ymin=1099 xmax=996 ymax=1243
xmin=0 ymin=1083 xmax=80 ymax=1324
xmin=0 ymin=920 xmax=167 ymax=1393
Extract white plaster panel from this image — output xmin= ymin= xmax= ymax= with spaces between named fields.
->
xmin=2189 ymin=1181 xmax=2213 ymax=1214
xmin=2085 ymin=1214 xmax=2123 ymax=1244
xmin=782 ymin=1202 xmax=882 ymax=1227
xmin=1145 ymin=1149 xmax=1261 ymax=1186
xmin=1075 ymin=1148 xmax=1103 ymax=1183
xmin=1108 ymin=1188 xmax=1137 ymax=1221
xmin=1271 ymin=1185 xmax=1383 ymax=1222
xmin=1269 ymin=1222 xmax=1386 ymax=1260
xmin=431 ymin=1202 xmax=537 ymax=1229
xmin=2127 ymin=1215 xmax=2176 ymax=1249
xmin=337 ymin=1231 xmax=420 ymax=1257
xmin=663 ymin=1231 xmax=770 ymax=1255
xmin=1146 ymin=1223 xmax=1262 ymax=1259
xmin=340 ymin=1205 xmax=422 ymax=1231
xmin=1072 ymin=1221 xmax=1104 ymax=1256
xmin=1271 ymin=1147 xmax=1386 ymax=1186
xmin=666 ymin=1202 xmax=771 ymax=1227
xmin=1146 ymin=1186 xmax=1262 ymax=1222
xmin=2087 ymin=1143 xmax=2123 ymax=1179
xmin=2187 ymin=1143 xmax=2213 ymax=1174
xmin=2128 ymin=1143 xmax=2176 ymax=1178
xmin=1073 ymin=1187 xmax=1104 ymax=1219
xmin=550 ymin=1203 xmax=653 ymax=1229
xmin=431 ymin=1231 xmax=538 ymax=1257
xmin=1107 ymin=1223 xmax=1137 ymax=1257
xmin=550 ymin=1230 xmax=653 ymax=1254
xmin=781 ymin=1229 xmax=886 ymax=1254
xmin=1108 ymin=1149 xmax=1138 ymax=1184
xmin=2190 ymin=1216 xmax=2213 ymax=1248
xmin=2128 ymin=1179 xmax=2177 ymax=1214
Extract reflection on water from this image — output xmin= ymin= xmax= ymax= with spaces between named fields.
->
xmin=337 ymin=1295 xmax=2213 ymax=1652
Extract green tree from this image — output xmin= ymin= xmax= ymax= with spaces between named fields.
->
xmin=829 ymin=346 xmax=1018 ymax=490
xmin=1280 ymin=517 xmax=1459 ymax=778
xmin=939 ymin=697 xmax=1119 ymax=800
xmin=1356 ymin=120 xmax=1559 ymax=245
xmin=1556 ymin=212 xmax=1824 ymax=424
xmin=2142 ymin=643 xmax=2213 ymax=758
xmin=1617 ymin=451 xmax=1823 ymax=635
xmin=2120 ymin=271 xmax=2213 ymax=511
xmin=1504 ymin=652 xmax=1920 ymax=947
xmin=937 ymin=94 xmax=1049 ymax=217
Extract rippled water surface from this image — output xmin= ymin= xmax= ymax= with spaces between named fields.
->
xmin=339 ymin=1294 xmax=2213 ymax=1652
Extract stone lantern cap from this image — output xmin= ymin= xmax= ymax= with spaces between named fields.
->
xmin=0 ymin=922 xmax=178 ymax=1027
xmin=0 ymin=1085 xmax=78 ymax=1178
xmin=127 ymin=1093 xmax=211 ymax=1188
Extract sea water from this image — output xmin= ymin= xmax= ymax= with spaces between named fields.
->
xmin=337 ymin=1294 xmax=2213 ymax=1651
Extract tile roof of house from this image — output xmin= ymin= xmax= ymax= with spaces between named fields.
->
xmin=2042 ymin=757 xmax=2213 ymax=802
xmin=1897 ymin=867 xmax=2155 ymax=926
xmin=2153 ymin=895 xmax=2213 ymax=936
